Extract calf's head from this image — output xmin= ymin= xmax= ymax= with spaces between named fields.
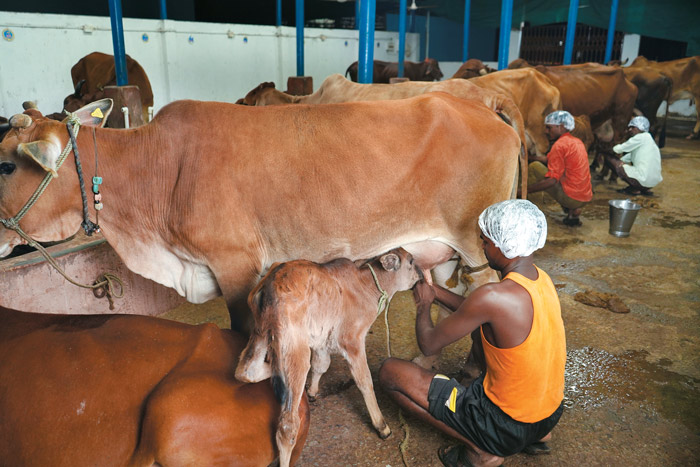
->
xmin=370 ymin=249 xmax=422 ymax=296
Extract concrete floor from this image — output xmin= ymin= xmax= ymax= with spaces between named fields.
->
xmin=162 ymin=127 xmax=700 ymax=466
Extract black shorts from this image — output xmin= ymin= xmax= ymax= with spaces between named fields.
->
xmin=427 ymin=374 xmax=563 ymax=457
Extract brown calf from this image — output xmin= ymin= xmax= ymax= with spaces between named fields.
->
xmin=0 ymin=306 xmax=309 ymax=466
xmin=236 ymin=249 xmax=421 ymax=467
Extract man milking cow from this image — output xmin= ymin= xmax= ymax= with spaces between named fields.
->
xmin=380 ymin=200 xmax=566 ymax=467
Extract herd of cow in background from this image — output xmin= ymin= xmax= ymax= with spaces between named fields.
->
xmin=0 ymin=50 xmax=698 ymax=466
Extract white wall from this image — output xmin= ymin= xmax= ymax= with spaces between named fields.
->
xmin=0 ymin=12 xmax=420 ymax=117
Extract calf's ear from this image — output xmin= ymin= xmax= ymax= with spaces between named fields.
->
xmin=71 ymin=98 xmax=113 ymax=128
xmin=18 ymin=140 xmax=61 ymax=177
xmin=380 ymin=253 xmax=401 ymax=271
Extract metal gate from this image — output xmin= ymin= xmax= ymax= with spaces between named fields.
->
xmin=519 ymin=23 xmax=623 ymax=66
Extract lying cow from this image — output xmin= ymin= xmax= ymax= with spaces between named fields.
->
xmin=0 ymin=93 xmax=520 ymax=336
xmin=238 ymin=74 xmax=528 ymax=198
xmin=0 ymin=305 xmax=310 ymax=466
xmin=236 ymin=248 xmax=421 ymax=467
xmin=345 ymin=58 xmax=443 ymax=83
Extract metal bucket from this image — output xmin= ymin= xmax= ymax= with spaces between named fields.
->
xmin=609 ymin=199 xmax=642 ymax=237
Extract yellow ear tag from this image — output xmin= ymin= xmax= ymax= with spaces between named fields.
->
xmin=91 ymin=108 xmax=104 ymax=119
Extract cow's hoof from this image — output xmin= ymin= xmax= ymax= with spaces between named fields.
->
xmin=378 ymin=426 xmax=392 ymax=439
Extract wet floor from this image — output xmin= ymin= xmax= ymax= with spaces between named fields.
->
xmin=161 ymin=125 xmax=700 ymax=465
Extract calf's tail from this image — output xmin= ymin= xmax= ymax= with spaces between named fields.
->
xmin=495 ymin=94 xmax=528 ymax=198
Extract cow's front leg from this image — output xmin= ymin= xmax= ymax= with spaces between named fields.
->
xmin=342 ymin=339 xmax=391 ymax=439
xmin=307 ymin=348 xmax=331 ymax=401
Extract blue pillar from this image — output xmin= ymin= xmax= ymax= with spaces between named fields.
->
xmin=296 ymin=0 xmax=304 ymax=76
xmin=358 ymin=0 xmax=376 ymax=83
xmin=276 ymin=0 xmax=282 ymax=26
xmin=398 ymin=0 xmax=407 ymax=77
xmin=497 ymin=0 xmax=513 ymax=70
xmin=107 ymin=0 xmax=128 ymax=85
xmin=563 ymin=0 xmax=579 ymax=65
xmin=462 ymin=0 xmax=471 ymax=62
xmin=159 ymin=0 xmax=167 ymax=19
xmin=604 ymin=0 xmax=619 ymax=64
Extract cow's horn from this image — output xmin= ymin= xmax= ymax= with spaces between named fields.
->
xmin=22 ymin=101 xmax=38 ymax=110
xmin=479 ymin=68 xmax=487 ymax=75
xmin=9 ymin=114 xmax=33 ymax=129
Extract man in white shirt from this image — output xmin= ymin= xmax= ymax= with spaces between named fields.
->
xmin=606 ymin=116 xmax=663 ymax=196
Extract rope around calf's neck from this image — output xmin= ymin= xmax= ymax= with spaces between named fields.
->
xmin=367 ymin=263 xmax=393 ymax=358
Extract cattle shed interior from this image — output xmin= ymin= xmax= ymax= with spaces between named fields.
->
xmin=1 ymin=1 xmax=700 ymax=466
xmin=1 ymin=0 xmax=698 ymax=116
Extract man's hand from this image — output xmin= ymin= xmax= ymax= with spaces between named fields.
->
xmin=412 ymin=280 xmax=436 ymax=311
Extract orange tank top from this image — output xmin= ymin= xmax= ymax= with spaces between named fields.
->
xmin=481 ymin=266 xmax=566 ymax=423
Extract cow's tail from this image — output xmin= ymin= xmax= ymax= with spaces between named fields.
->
xmin=495 ymin=95 xmax=528 ymax=199
xmin=659 ymin=76 xmax=673 ymax=148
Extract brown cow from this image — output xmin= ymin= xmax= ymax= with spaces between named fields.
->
xmin=0 ymin=94 xmax=519 ymax=335
xmin=451 ymin=58 xmax=496 ymax=79
xmin=238 ymin=74 xmax=528 ymax=198
xmin=628 ymin=55 xmax=700 ymax=139
xmin=63 ymin=51 xmax=154 ymax=124
xmin=0 ymin=305 xmax=310 ymax=466
xmin=236 ymin=248 xmax=420 ymax=467
xmin=345 ymin=58 xmax=443 ymax=83
xmin=467 ymin=68 xmax=562 ymax=158
xmin=507 ymin=60 xmax=638 ymax=173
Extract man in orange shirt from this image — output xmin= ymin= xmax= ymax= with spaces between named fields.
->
xmin=519 ymin=110 xmax=593 ymax=227
xmin=379 ymin=200 xmax=566 ymax=467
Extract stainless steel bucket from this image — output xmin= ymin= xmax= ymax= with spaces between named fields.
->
xmin=609 ymin=199 xmax=642 ymax=237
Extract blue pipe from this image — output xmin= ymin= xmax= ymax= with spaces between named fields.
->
xmin=462 ymin=0 xmax=471 ymax=62
xmin=159 ymin=0 xmax=167 ymax=20
xmin=107 ymin=0 xmax=128 ymax=86
xmin=296 ymin=0 xmax=304 ymax=76
xmin=563 ymin=0 xmax=579 ymax=65
xmin=276 ymin=0 xmax=282 ymax=27
xmin=358 ymin=0 xmax=376 ymax=83
xmin=604 ymin=0 xmax=619 ymax=64
xmin=398 ymin=0 xmax=407 ymax=77
xmin=497 ymin=0 xmax=513 ymax=70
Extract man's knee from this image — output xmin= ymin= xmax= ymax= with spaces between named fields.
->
xmin=378 ymin=357 xmax=401 ymax=389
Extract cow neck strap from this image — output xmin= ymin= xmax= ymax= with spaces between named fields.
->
xmin=367 ymin=263 xmax=393 ymax=357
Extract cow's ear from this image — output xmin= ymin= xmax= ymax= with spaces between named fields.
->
xmin=71 ymin=98 xmax=113 ymax=128
xmin=18 ymin=140 xmax=61 ymax=177
xmin=380 ymin=253 xmax=400 ymax=271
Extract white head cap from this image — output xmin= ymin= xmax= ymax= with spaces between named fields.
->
xmin=478 ymin=200 xmax=548 ymax=259
xmin=628 ymin=115 xmax=650 ymax=132
xmin=545 ymin=110 xmax=575 ymax=131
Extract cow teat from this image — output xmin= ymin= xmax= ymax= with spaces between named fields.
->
xmin=9 ymin=114 xmax=32 ymax=129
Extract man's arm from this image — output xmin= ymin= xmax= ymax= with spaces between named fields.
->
xmin=520 ymin=176 xmax=556 ymax=195
xmin=413 ymin=281 xmax=495 ymax=356
xmin=432 ymin=283 xmax=466 ymax=311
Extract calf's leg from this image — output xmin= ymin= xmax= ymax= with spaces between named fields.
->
xmin=342 ymin=339 xmax=391 ymax=438
xmin=235 ymin=333 xmax=272 ymax=383
xmin=308 ymin=348 xmax=331 ymax=400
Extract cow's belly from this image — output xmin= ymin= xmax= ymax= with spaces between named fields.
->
xmin=114 ymin=238 xmax=221 ymax=304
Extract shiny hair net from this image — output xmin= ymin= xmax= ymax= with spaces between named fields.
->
xmin=478 ymin=200 xmax=547 ymax=259
xmin=628 ymin=115 xmax=650 ymax=132
xmin=544 ymin=110 xmax=575 ymax=131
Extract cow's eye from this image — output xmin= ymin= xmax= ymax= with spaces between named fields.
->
xmin=0 ymin=162 xmax=16 ymax=175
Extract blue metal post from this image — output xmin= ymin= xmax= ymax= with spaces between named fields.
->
xmin=604 ymin=0 xmax=619 ymax=64
xmin=563 ymin=0 xmax=579 ymax=65
xmin=107 ymin=0 xmax=128 ymax=86
xmin=462 ymin=0 xmax=471 ymax=62
xmin=356 ymin=0 xmax=361 ymax=30
xmin=296 ymin=0 xmax=304 ymax=76
xmin=358 ymin=0 xmax=376 ymax=83
xmin=159 ymin=0 xmax=167 ymax=20
xmin=398 ymin=0 xmax=407 ymax=77
xmin=497 ymin=0 xmax=513 ymax=70
xmin=276 ymin=0 xmax=282 ymax=26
